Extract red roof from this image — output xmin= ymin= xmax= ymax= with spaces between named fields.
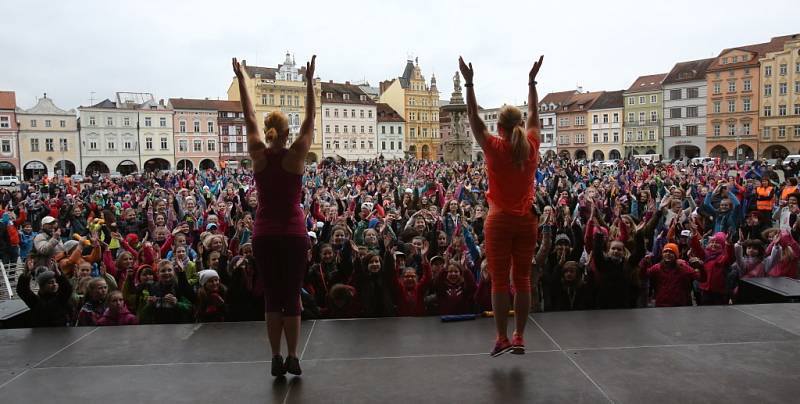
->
xmin=707 ymin=34 xmax=798 ymax=71
xmin=169 ymin=98 xmax=242 ymax=112
xmin=625 ymin=73 xmax=667 ymax=93
xmin=0 ymin=91 xmax=16 ymax=110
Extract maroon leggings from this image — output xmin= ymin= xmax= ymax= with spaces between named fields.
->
xmin=253 ymin=235 xmax=310 ymax=316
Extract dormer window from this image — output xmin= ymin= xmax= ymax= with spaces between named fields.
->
xmin=343 ymin=93 xmax=350 ymax=101
xmin=360 ymin=95 xmax=366 ymax=101
xmin=326 ymin=93 xmax=333 ymax=99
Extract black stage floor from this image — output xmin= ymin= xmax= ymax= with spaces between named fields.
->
xmin=1 ymin=304 xmax=799 ymax=403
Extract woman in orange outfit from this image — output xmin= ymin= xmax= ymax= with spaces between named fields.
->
xmin=459 ymin=55 xmax=544 ymax=357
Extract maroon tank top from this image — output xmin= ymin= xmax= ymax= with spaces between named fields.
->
xmin=253 ymin=148 xmax=307 ymax=237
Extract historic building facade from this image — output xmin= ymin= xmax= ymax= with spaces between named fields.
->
xmin=759 ymin=35 xmax=800 ymax=158
xmin=662 ymin=58 xmax=715 ymax=159
xmin=379 ymin=58 xmax=440 ymax=159
xmin=706 ymin=35 xmax=792 ymax=160
xmin=168 ymin=98 xmax=223 ymax=171
xmin=16 ymin=94 xmax=80 ymax=179
xmin=227 ymin=53 xmax=322 ymax=162
xmin=623 ymin=73 xmax=667 ymax=157
xmin=0 ymin=91 xmax=20 ymax=176
xmin=321 ymin=81 xmax=377 ymax=160
xmin=556 ymin=91 xmax=602 ymax=160
xmin=587 ymin=90 xmax=624 ymax=161
xmin=539 ymin=90 xmax=578 ymax=159
xmin=376 ymin=103 xmax=405 ymax=160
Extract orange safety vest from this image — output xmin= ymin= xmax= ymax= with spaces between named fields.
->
xmin=756 ymin=186 xmax=774 ymax=211
xmin=781 ymin=185 xmax=797 ymax=201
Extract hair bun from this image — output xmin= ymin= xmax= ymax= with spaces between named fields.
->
xmin=265 ymin=127 xmax=277 ymax=141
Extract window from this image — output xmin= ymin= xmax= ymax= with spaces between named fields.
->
xmin=1 ymin=140 xmax=9 ymax=153
xmin=44 ymin=119 xmax=51 ymax=128
xmin=796 ymin=82 xmax=800 ymax=93
xmin=89 ymin=140 xmax=97 ymax=150
xmin=352 ymin=126 xmax=356 ymax=133
xmin=625 ymin=130 xmax=633 ymax=142
xmin=269 ymin=95 xmax=274 ymax=105
xmin=193 ymin=140 xmax=202 ymax=152
xmin=325 ymin=141 xmax=331 ymax=150
xmin=280 ymin=95 xmax=285 ymax=106
xmin=612 ymin=113 xmax=619 ymax=123
xmin=325 ymin=109 xmax=330 ymax=118
xmin=628 ymin=97 xmax=635 ymax=105
xmin=728 ymin=81 xmax=736 ymax=92
xmin=797 ymin=63 xmax=800 ymax=73
xmin=30 ymin=138 xmax=39 ymax=152
xmin=764 ymin=84 xmax=772 ymax=97
xmin=779 ymin=83 xmax=787 ymax=96
xmin=713 ymin=123 xmax=720 ymax=136
xmin=627 ymin=112 xmax=635 ymax=123
xmin=765 ymin=66 xmax=772 ymax=77
xmin=44 ymin=138 xmax=53 ymax=152
xmin=592 ymin=115 xmax=598 ymax=124
xmin=105 ymin=117 xmax=112 ymax=126
xmin=398 ymin=126 xmax=402 ymax=135
xmin=650 ymin=111 xmax=658 ymax=122
xmin=686 ymin=126 xmax=698 ymax=136
xmin=179 ymin=140 xmax=188 ymax=152
xmin=639 ymin=96 xmax=645 ymax=104
xmin=795 ymin=104 xmax=800 ymax=115
xmin=368 ymin=110 xmax=373 ymax=119
xmin=360 ymin=110 xmax=365 ymax=119
xmin=160 ymin=117 xmax=167 ymax=127
xmin=779 ymin=105 xmax=787 ymax=116
xmin=107 ymin=140 xmax=115 ymax=150
xmin=559 ymin=117 xmax=569 ymax=127
xmin=208 ymin=122 xmax=214 ymax=133
xmin=161 ymin=138 xmax=167 ymax=150
xmin=333 ymin=140 xmax=340 ymax=149
xmin=576 ymin=133 xmax=585 ymax=143
xmin=360 ymin=125 xmax=365 ymax=134
xmin=179 ymin=121 xmax=186 ymax=132
xmin=334 ymin=109 xmax=338 ymax=118
xmin=796 ymin=127 xmax=800 ymax=138
xmin=59 ymin=139 xmax=68 ymax=151
xmin=713 ymin=101 xmax=721 ymax=113
xmin=369 ymin=126 xmax=373 ymax=133
xmin=410 ymin=128 xmax=416 ymax=138
xmin=31 ymin=119 xmax=37 ymax=127
xmin=325 ymin=125 xmax=330 ymax=133
xmin=763 ymin=127 xmax=771 ymax=139
xmin=670 ymin=89 xmax=681 ymax=100
xmin=0 ymin=116 xmax=8 ymax=128
xmin=334 ymin=125 xmax=339 ymax=133
xmin=636 ymin=130 xmax=643 ymax=141
xmin=650 ymin=95 xmax=657 ymax=103
xmin=670 ymin=126 xmax=681 ymax=136
xmin=728 ymin=100 xmax=735 ymax=113
xmin=123 ymin=117 xmax=130 ymax=126
xmin=422 ymin=128 xmax=428 ymax=137
xmin=602 ymin=114 xmax=609 ymax=123
xmin=670 ymin=108 xmax=681 ymax=118
xmin=728 ymin=124 xmax=736 ymax=136
xmin=398 ymin=141 xmax=402 ymax=149
xmin=686 ymin=106 xmax=698 ymax=117
xmin=262 ymin=95 xmax=268 ymax=105
xmin=687 ymin=88 xmax=699 ymax=98
xmin=743 ymin=123 xmax=751 ymax=135
xmin=743 ymin=79 xmax=751 ymax=91
xmin=764 ymin=106 xmax=772 ymax=117
xmin=193 ymin=121 xmax=200 ymax=133
xmin=648 ymin=130 xmax=655 ymax=140
xmin=638 ymin=112 xmax=645 ymax=123
xmin=351 ymin=109 xmax=356 ymax=118
xmin=145 ymin=117 xmax=152 ymax=127
xmin=343 ymin=125 xmax=348 ymax=133
xmin=89 ymin=116 xmax=96 ymax=126
xmin=780 ymin=64 xmax=787 ymax=76
xmin=575 ymin=116 xmax=585 ymax=126
xmin=743 ymin=98 xmax=751 ymax=112
xmin=360 ymin=140 xmax=365 ymax=149
xmin=779 ymin=126 xmax=786 ymax=138
xmin=713 ymin=83 xmax=721 ymax=94
xmin=146 ymin=137 xmax=153 ymax=150
xmin=592 ymin=132 xmax=599 ymax=143
xmin=602 ymin=132 xmax=608 ymax=143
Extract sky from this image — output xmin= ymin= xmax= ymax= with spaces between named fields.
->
xmin=2 ymin=0 xmax=799 ymax=112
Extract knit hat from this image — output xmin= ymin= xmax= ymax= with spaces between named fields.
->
xmin=710 ymin=232 xmax=727 ymax=245
xmin=662 ymin=243 xmax=679 ymax=256
xmin=198 ymin=270 xmax=219 ymax=287
xmin=63 ymin=240 xmax=80 ymax=253
xmin=555 ymin=233 xmax=572 ymax=245
xmin=361 ymin=202 xmax=374 ymax=211
xmin=41 ymin=216 xmax=57 ymax=226
xmin=126 ymin=234 xmax=139 ymax=245
xmin=36 ymin=270 xmax=56 ymax=287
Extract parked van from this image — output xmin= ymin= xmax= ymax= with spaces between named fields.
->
xmin=783 ymin=155 xmax=800 ymax=165
xmin=691 ymin=157 xmax=714 ymax=166
xmin=0 ymin=175 xmax=19 ymax=186
xmin=633 ymin=154 xmax=661 ymax=164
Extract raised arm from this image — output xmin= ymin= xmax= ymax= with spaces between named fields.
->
xmin=458 ymin=57 xmax=489 ymax=149
xmin=291 ymin=55 xmax=317 ymax=157
xmin=526 ymin=55 xmax=544 ymax=143
xmin=232 ymin=58 xmax=266 ymax=171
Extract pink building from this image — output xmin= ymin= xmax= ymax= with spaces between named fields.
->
xmin=168 ymin=98 xmax=226 ymax=171
xmin=0 ymin=91 xmax=20 ymax=176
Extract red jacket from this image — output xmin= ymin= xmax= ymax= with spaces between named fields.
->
xmin=394 ymin=262 xmax=432 ymax=316
xmin=646 ymin=259 xmax=700 ymax=307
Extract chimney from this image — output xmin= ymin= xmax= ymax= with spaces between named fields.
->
xmin=345 ymin=81 xmax=350 ymax=85
xmin=159 ymin=99 xmax=164 ymax=106
xmin=576 ymin=86 xmax=584 ymax=93
xmin=329 ymin=80 xmax=333 ymax=83
xmin=241 ymin=60 xmax=246 ymax=67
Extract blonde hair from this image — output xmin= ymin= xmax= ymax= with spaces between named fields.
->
xmin=497 ymin=105 xmax=530 ymax=169
xmin=264 ymin=111 xmax=289 ymax=142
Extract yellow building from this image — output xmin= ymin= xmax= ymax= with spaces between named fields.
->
xmin=379 ymin=58 xmax=440 ymax=159
xmin=227 ymin=53 xmax=322 ymax=162
xmin=759 ymin=36 xmax=800 ymax=158
xmin=16 ymin=94 xmax=80 ymax=178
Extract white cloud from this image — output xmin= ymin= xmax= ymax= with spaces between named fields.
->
xmin=1 ymin=0 xmax=798 ymax=111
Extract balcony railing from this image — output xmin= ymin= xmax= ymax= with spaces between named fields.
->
xmin=624 ymin=120 xmax=661 ymax=127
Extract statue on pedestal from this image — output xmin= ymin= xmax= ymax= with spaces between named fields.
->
xmin=453 ymin=71 xmax=461 ymax=93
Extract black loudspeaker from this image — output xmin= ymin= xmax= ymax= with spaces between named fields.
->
xmin=737 ymin=277 xmax=800 ymax=304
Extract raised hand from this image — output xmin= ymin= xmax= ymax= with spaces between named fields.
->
xmin=305 ymin=55 xmax=317 ymax=82
xmin=232 ymin=58 xmax=244 ymax=79
xmin=458 ymin=57 xmax=474 ymax=84
xmin=529 ymin=55 xmax=544 ymax=82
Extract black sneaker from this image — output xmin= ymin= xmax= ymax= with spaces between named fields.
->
xmin=285 ymin=356 xmax=302 ymax=375
xmin=271 ymin=355 xmax=286 ymax=377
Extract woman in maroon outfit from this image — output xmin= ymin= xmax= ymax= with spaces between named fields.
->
xmin=233 ymin=55 xmax=316 ymax=377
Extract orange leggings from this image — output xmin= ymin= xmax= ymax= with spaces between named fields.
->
xmin=484 ymin=210 xmax=538 ymax=294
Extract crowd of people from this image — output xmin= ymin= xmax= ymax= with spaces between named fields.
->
xmin=1 ymin=154 xmax=798 ymax=327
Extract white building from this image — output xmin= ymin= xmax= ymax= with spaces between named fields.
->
xmin=16 ymin=94 xmax=80 ymax=179
xmin=321 ymin=82 xmax=377 ymax=160
xmin=79 ymin=92 xmax=174 ymax=175
xmin=662 ymin=58 xmax=714 ymax=159
xmin=539 ymin=90 xmax=578 ymax=158
xmin=376 ymin=103 xmax=405 ymax=160
xmin=587 ymin=90 xmax=624 ymax=161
